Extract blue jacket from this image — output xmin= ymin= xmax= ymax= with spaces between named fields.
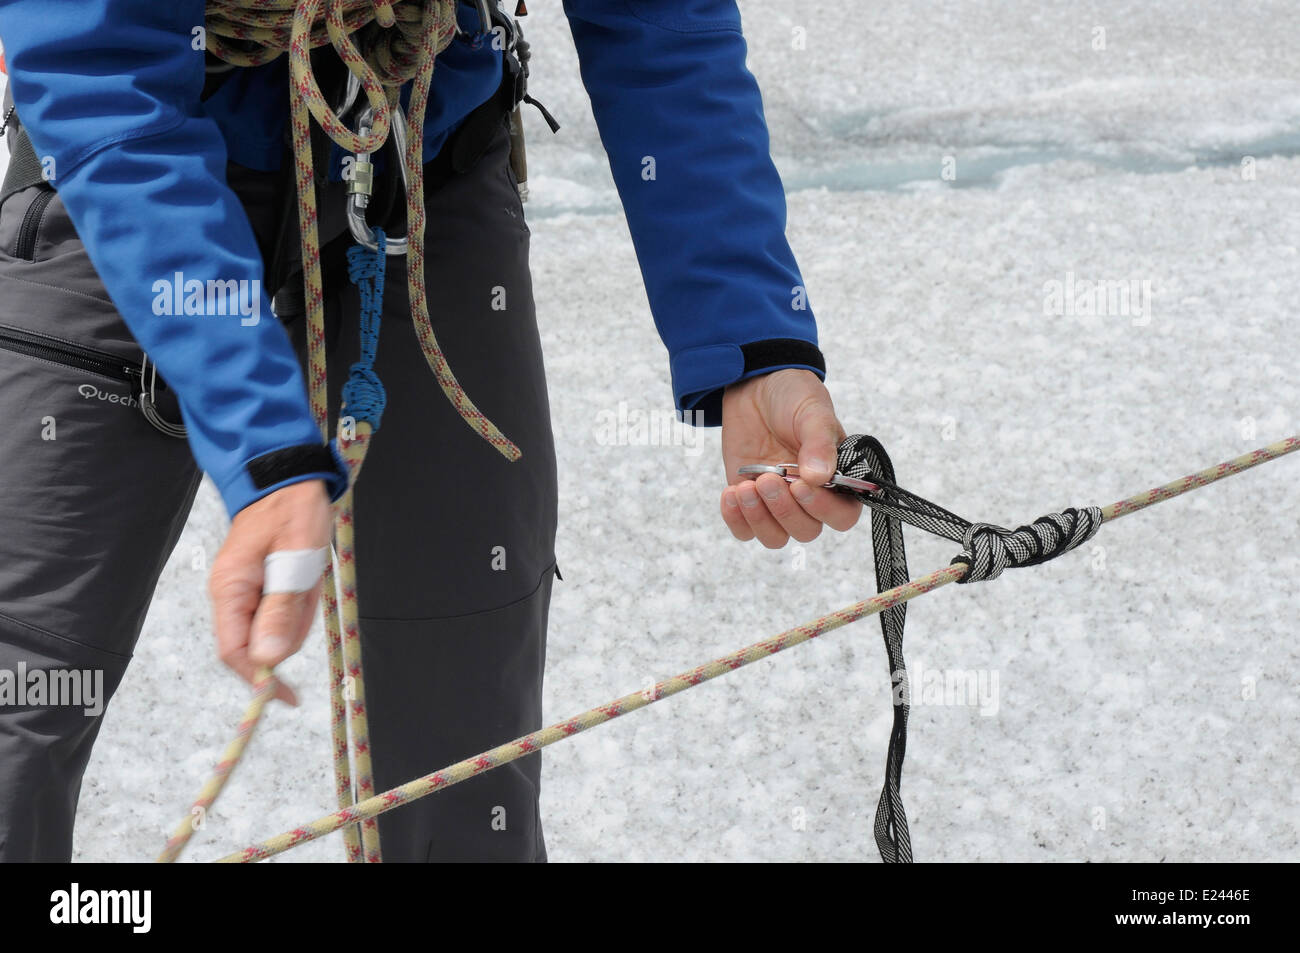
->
xmin=0 ymin=0 xmax=822 ymax=516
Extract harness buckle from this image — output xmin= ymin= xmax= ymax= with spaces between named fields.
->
xmin=737 ymin=463 xmax=880 ymax=495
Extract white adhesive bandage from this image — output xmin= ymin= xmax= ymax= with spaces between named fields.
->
xmin=262 ymin=548 xmax=330 ymax=594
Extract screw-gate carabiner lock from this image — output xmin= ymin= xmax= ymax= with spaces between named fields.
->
xmin=346 ymin=103 xmax=410 ymax=256
xmin=737 ymin=463 xmax=880 ymax=496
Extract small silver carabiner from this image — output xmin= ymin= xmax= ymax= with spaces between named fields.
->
xmin=737 ymin=463 xmax=880 ymax=495
xmin=136 ymin=353 xmax=187 ymax=439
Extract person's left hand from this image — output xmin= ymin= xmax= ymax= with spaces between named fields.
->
xmin=719 ymin=368 xmax=862 ymax=548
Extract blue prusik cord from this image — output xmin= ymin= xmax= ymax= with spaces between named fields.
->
xmin=341 ymin=228 xmax=388 ymax=431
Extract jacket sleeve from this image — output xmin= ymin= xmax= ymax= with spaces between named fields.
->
xmin=0 ymin=0 xmax=348 ymax=517
xmin=563 ymin=0 xmax=825 ymax=425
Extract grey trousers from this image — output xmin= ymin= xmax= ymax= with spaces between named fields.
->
xmin=0 ymin=118 xmax=558 ymax=862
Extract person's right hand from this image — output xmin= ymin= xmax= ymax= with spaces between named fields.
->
xmin=209 ymin=479 xmax=333 ymax=706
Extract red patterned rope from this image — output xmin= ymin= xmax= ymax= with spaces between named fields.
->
xmin=211 ymin=433 xmax=1300 ymax=862
xmin=1100 ymin=435 xmax=1300 ymax=522
xmin=157 ymin=669 xmax=279 ymax=862
xmin=219 ymin=564 xmax=967 ymax=862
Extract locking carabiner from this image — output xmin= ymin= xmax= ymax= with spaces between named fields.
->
xmin=346 ymin=103 xmax=409 ymax=256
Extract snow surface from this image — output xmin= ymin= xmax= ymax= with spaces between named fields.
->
xmin=3 ymin=1 xmax=1298 ymax=862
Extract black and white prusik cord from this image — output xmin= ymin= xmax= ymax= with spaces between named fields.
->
xmin=833 ymin=435 xmax=1103 ymax=862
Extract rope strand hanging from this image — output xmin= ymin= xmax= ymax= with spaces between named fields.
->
xmin=159 ymin=0 xmax=519 ymax=864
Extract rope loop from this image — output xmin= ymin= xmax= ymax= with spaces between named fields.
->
xmin=832 ymin=434 xmax=914 ymax=862
xmin=836 ymin=433 xmax=886 ymax=486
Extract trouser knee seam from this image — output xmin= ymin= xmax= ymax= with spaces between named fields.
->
xmin=358 ymin=559 xmax=557 ymax=624
xmin=0 ymin=607 xmax=133 ymax=663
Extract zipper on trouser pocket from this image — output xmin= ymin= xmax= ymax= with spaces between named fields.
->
xmin=0 ymin=323 xmax=187 ymax=438
xmin=12 ymin=187 xmax=56 ymax=261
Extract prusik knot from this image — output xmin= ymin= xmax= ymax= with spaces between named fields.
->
xmin=341 ymin=231 xmax=387 ymax=430
xmin=954 ymin=507 xmax=1103 ymax=583
xmin=340 ymin=367 xmax=386 ymax=431
xmin=838 ymin=434 xmax=1104 ymax=585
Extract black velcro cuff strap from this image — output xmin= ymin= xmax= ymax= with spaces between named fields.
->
xmin=740 ymin=339 xmax=826 ymax=377
xmin=247 ymin=443 xmax=345 ymax=496
xmin=678 ymin=339 xmax=827 ymax=427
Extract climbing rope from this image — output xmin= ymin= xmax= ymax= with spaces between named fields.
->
xmin=153 ymin=1 xmax=1300 ymax=869
xmin=157 ymin=670 xmax=277 ymax=862
xmin=324 ymin=233 xmax=390 ymax=861
xmin=164 ymin=433 xmax=1297 ymax=862
xmin=162 ymin=9 xmax=1300 ymax=853
xmin=159 ymin=1 xmax=520 ymax=864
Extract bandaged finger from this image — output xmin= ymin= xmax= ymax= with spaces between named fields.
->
xmin=262 ymin=547 xmax=330 ymax=594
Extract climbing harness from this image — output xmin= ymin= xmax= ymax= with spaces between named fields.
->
xmin=160 ymin=429 xmax=1298 ymax=862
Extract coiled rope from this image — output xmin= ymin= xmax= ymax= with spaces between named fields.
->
xmin=159 ymin=0 xmax=519 ymax=864
xmin=164 ymin=433 xmax=1297 ymax=862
